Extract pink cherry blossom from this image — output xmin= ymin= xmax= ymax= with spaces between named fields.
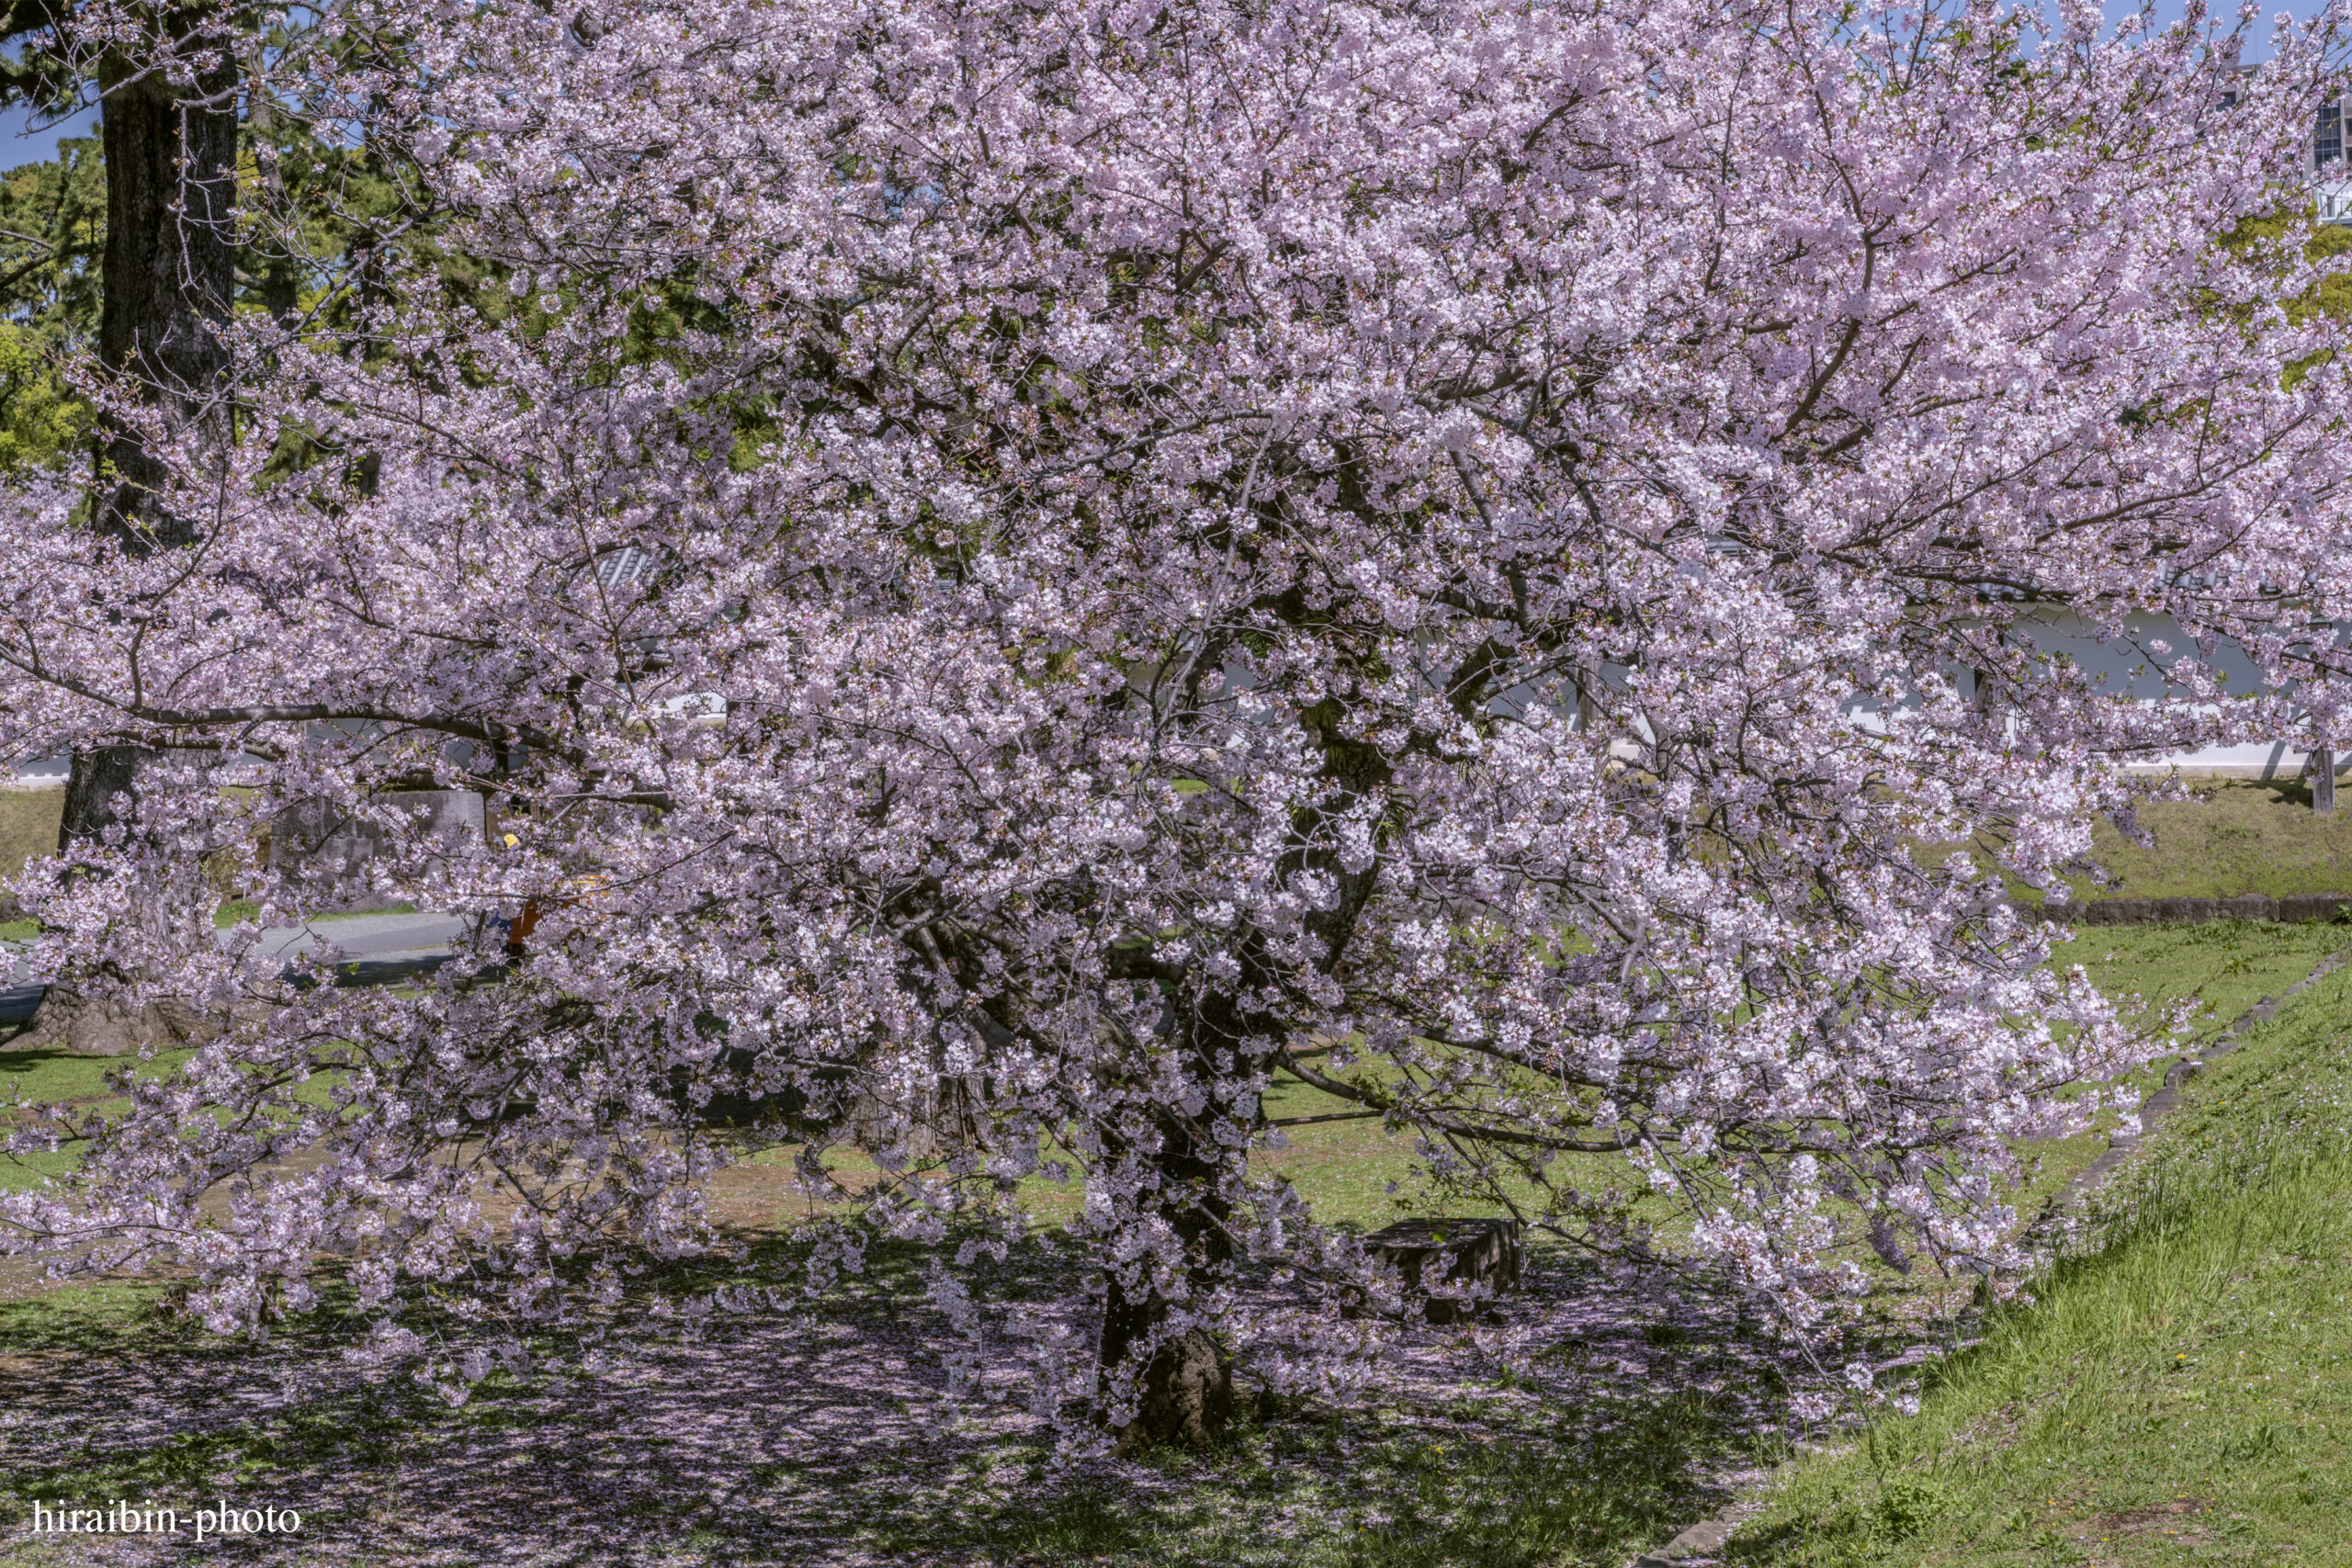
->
xmin=2 ymin=0 xmax=2347 ymax=1427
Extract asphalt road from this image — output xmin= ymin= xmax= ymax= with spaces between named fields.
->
xmin=246 ymin=910 xmax=475 ymax=965
xmin=2 ymin=911 xmax=476 ymax=1024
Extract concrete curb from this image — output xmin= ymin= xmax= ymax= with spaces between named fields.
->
xmin=2041 ymin=893 xmax=2352 ymax=925
xmin=1623 ymin=940 xmax=2352 ymax=1568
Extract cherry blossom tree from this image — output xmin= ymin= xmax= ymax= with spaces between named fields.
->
xmin=4 ymin=0 xmax=2350 ymax=1446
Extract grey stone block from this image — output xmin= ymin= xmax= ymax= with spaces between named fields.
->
xmin=1345 ymin=1218 xmax=1521 ymax=1325
xmin=1663 ymin=1517 xmax=1735 ymax=1555
xmin=2280 ymin=894 xmax=2351 ymax=923
xmin=2153 ymin=897 xmax=2217 ymax=923
xmin=2084 ymin=898 xmax=2151 ymax=925
xmin=2221 ymin=895 xmax=2279 ymax=921
xmin=269 ymin=790 xmax=485 ymax=876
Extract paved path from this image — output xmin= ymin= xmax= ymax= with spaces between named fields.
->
xmin=245 ymin=910 xmax=474 ymax=965
xmin=2 ymin=911 xmax=477 ymax=1024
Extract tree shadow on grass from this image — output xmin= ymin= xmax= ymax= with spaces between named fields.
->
xmin=888 ymin=1382 xmax=1746 ymax=1568
xmin=0 ymin=1245 xmax=1815 ymax=1567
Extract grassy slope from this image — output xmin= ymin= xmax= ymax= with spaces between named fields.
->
xmin=0 ymin=787 xmax=56 ymax=937
xmin=2085 ymin=779 xmax=2352 ymax=899
xmin=1241 ymin=919 xmax=2344 ymax=1243
xmin=1989 ymin=920 xmax=2346 ymax=1235
xmin=1729 ymin=958 xmax=2352 ymax=1567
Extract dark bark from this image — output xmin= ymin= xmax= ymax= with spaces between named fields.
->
xmin=1105 ymin=1326 xmax=1233 ymax=1452
xmin=1093 ymin=663 xmax=1395 ymax=1448
xmin=1092 ymin=965 xmax=1287 ymax=1451
xmin=58 ymin=740 xmax=152 ymax=850
xmin=26 ymin=13 xmax=239 ymax=1051
xmin=17 ymin=743 xmax=225 ymax=1055
xmin=1096 ymin=1094 xmax=1239 ymax=1452
xmin=94 ymin=13 xmax=238 ymax=546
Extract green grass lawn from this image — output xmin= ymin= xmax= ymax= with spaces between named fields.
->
xmin=0 ymin=785 xmax=57 ymax=936
xmin=0 ymin=1037 xmax=361 ymax=1195
xmin=208 ymin=898 xmax=416 ymax=928
xmin=2083 ymin=778 xmax=2352 ymax=899
xmin=8 ymin=803 xmax=2352 ymax=1565
xmin=1727 ymin=953 xmax=2352 ymax=1567
xmin=0 ymin=1042 xmax=201 ymax=1190
xmin=2059 ymin=918 xmax=2352 ymax=1043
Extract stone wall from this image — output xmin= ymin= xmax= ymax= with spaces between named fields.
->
xmin=2041 ymin=893 xmax=2352 ymax=925
xmin=266 ymin=790 xmax=485 ymax=885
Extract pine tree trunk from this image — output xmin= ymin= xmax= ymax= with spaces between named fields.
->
xmin=17 ymin=745 xmax=223 ymax=1055
xmin=22 ymin=18 xmax=238 ymax=1052
xmin=94 ymin=17 xmax=238 ymax=544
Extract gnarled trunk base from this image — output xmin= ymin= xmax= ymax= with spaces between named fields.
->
xmin=1109 ymin=1327 xmax=1235 ymax=1454
xmin=13 ymin=988 xmax=223 ymax=1056
xmin=17 ymin=745 xmax=216 ymax=1055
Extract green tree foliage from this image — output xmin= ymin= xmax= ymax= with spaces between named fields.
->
xmin=0 ymin=321 xmax=85 ymax=468
xmin=0 ymin=135 xmax=98 ymax=470
xmin=0 ymin=86 xmax=481 ymax=474
xmin=0 ymin=132 xmax=99 ymax=339
xmin=243 ymin=82 xmax=500 ymax=343
xmin=2220 ymin=199 xmax=2352 ymax=367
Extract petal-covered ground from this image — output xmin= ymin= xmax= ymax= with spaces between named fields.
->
xmin=0 ymin=1240 xmax=1865 ymax=1568
xmin=7 ymin=920 xmax=2329 ymax=1566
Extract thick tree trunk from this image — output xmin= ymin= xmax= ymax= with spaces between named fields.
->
xmin=1095 ymin=1077 xmax=1240 ymax=1451
xmin=58 ymin=742 xmax=151 ymax=846
xmin=14 ymin=987 xmax=222 ymax=1056
xmin=94 ymin=21 xmax=238 ymax=544
xmin=1095 ymin=987 xmax=1261 ymax=1457
xmin=22 ymin=18 xmax=238 ymax=1052
xmin=17 ymin=745 xmax=223 ymax=1055
xmin=1091 ymin=692 xmax=1391 ymax=1448
xmin=1099 ymin=1307 xmax=1233 ymax=1453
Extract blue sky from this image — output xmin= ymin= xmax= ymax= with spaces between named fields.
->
xmin=1 ymin=98 xmax=93 ymax=164
xmin=0 ymin=2 xmax=2338 ymax=166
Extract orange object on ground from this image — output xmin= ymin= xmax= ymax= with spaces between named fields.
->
xmin=506 ymin=900 xmax=541 ymax=957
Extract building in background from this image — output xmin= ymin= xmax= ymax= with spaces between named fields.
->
xmin=2030 ymin=84 xmax=2347 ymax=782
